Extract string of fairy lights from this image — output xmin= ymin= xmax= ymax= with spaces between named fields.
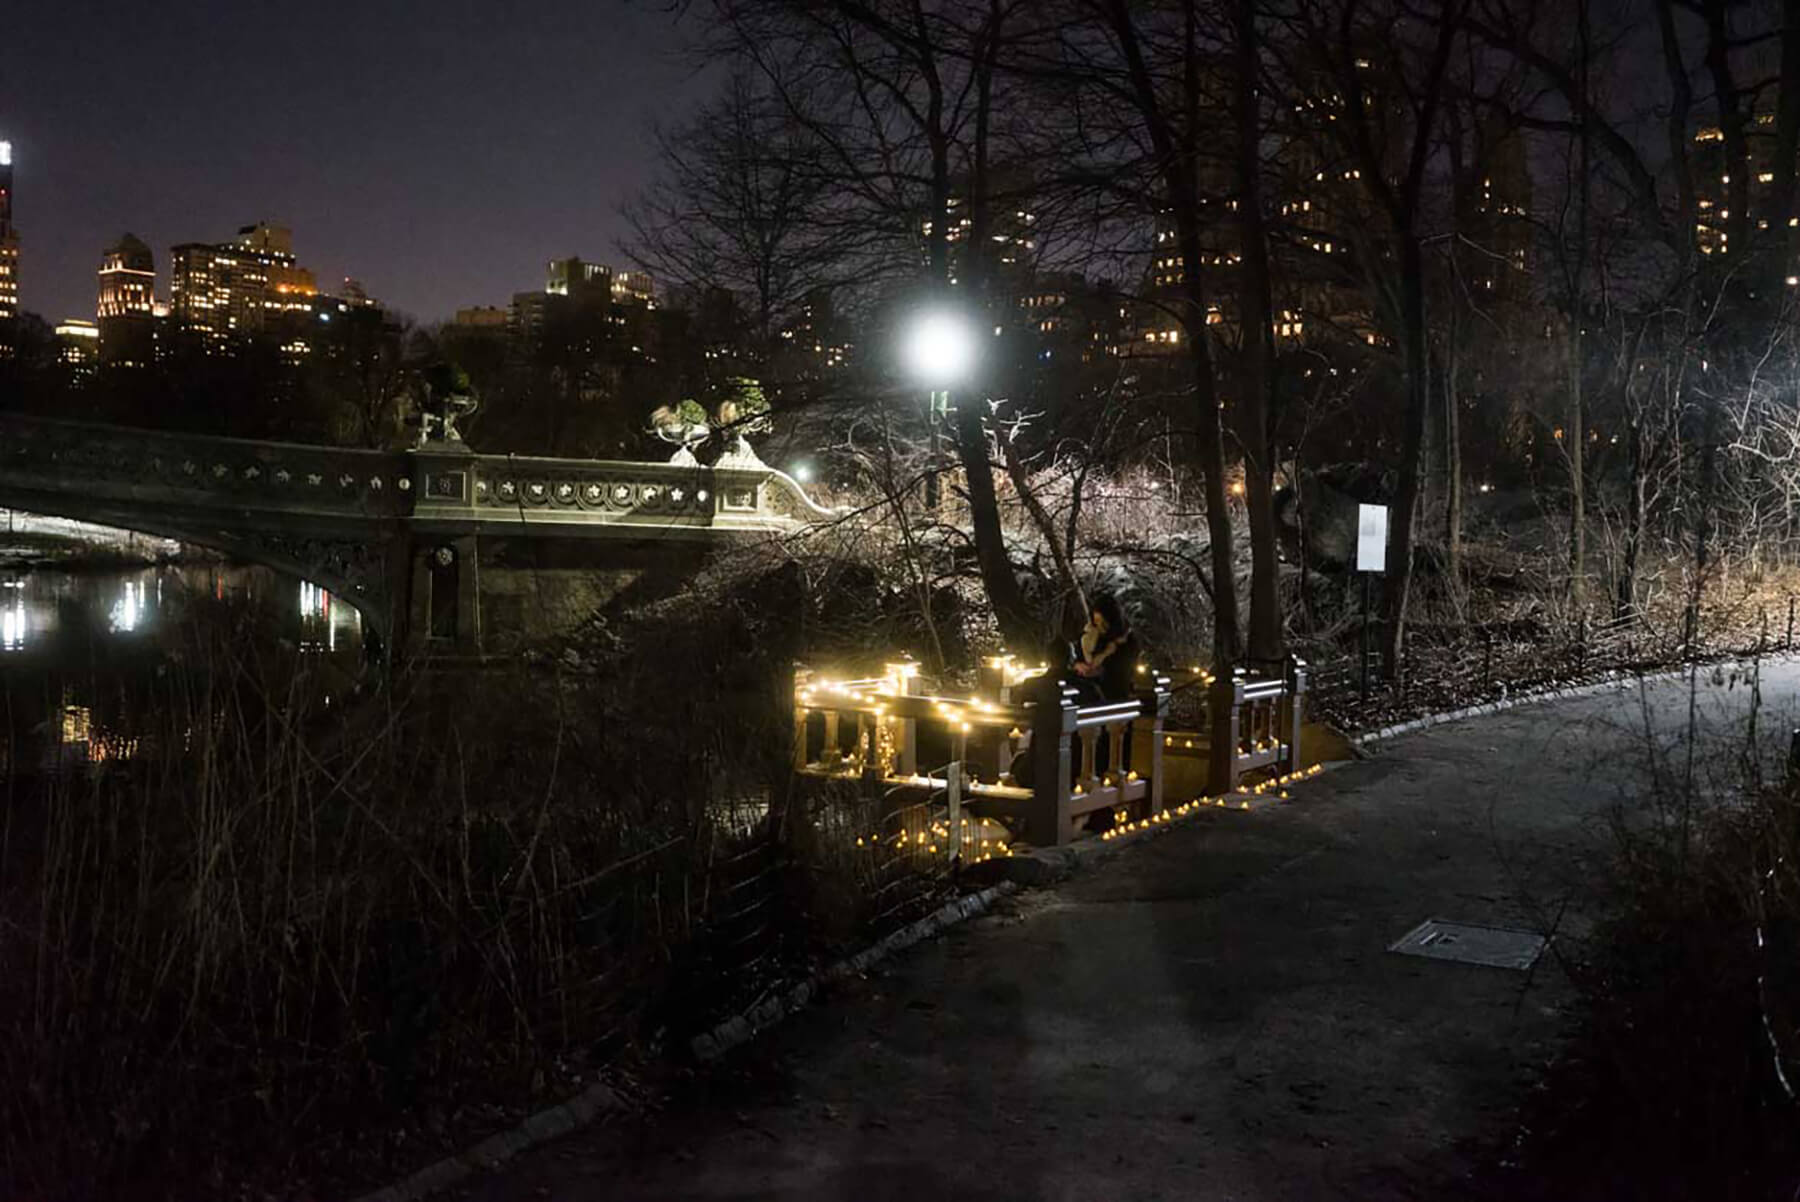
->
xmin=798 ymin=656 xmax=1325 ymax=860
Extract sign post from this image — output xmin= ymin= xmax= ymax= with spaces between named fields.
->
xmin=1356 ymin=504 xmax=1389 ymax=703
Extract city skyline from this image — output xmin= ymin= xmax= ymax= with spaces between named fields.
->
xmin=3 ymin=1 xmax=713 ymax=327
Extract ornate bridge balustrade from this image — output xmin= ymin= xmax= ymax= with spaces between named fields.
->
xmin=0 ymin=410 xmax=416 ymax=523
xmin=0 ymin=412 xmax=836 ymax=656
xmin=408 ymin=446 xmax=833 ymax=539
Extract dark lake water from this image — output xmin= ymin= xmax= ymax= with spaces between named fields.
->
xmin=0 ymin=545 xmax=364 ymax=776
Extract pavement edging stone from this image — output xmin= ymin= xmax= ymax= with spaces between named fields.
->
xmin=343 ymin=1078 xmax=626 ymax=1202
xmin=690 ymin=880 xmax=1020 ymax=1062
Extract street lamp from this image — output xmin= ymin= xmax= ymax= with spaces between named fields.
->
xmin=902 ymin=308 xmax=979 ymax=388
xmin=900 ymin=306 xmax=980 ymax=508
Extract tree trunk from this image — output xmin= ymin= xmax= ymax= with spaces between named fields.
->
xmin=1103 ymin=0 xmax=1240 ymax=671
xmin=1381 ymin=236 xmax=1430 ymax=675
xmin=1768 ymin=0 xmax=1800 ymax=280
xmin=1618 ymin=425 xmax=1645 ymax=620
xmin=1691 ymin=390 xmax=1721 ymax=646
xmin=1569 ymin=0 xmax=1589 ymax=613
xmin=1002 ymin=435 xmax=1087 ymax=632
xmin=917 ymin=19 xmax=1034 ymax=649
xmin=1569 ymin=313 xmax=1586 ymax=610
xmin=1234 ymin=0 xmax=1283 ymax=667
xmin=952 ymin=401 xmax=1035 ymax=647
xmin=1444 ymin=314 xmax=1463 ymax=593
xmin=1702 ymin=0 xmax=1752 ymax=265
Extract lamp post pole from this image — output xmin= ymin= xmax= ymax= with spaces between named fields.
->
xmin=925 ymin=388 xmax=947 ymax=509
xmin=904 ymin=310 xmax=974 ymax=511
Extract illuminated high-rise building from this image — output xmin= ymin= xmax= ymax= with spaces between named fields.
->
xmin=0 ymin=138 xmax=18 ymax=325
xmin=170 ymin=241 xmax=259 ymax=345
xmin=611 ymin=270 xmax=655 ymax=307
xmin=454 ymin=305 xmax=507 ymax=329
xmin=55 ymin=319 xmax=100 ymax=379
xmin=547 ymin=256 xmax=611 ymax=305
xmin=170 ymin=222 xmax=318 ymax=349
xmin=96 ymin=233 xmax=158 ymax=366
xmin=97 ymin=234 xmax=155 ymax=318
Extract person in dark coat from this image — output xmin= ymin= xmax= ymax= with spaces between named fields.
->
xmin=1072 ymin=592 xmax=1140 ymax=784
xmin=1075 ymin=592 xmax=1139 ymax=701
xmin=1010 ymin=595 xmax=1144 ymax=792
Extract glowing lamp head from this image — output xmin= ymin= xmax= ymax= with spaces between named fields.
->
xmin=792 ymin=461 xmax=814 ymax=484
xmin=0 ymin=141 xmax=11 ymax=167
xmin=902 ymin=308 xmax=979 ymax=387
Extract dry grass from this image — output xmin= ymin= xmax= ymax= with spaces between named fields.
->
xmin=0 ymin=557 xmax=958 ymax=1200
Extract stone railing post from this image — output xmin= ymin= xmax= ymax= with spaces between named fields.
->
xmin=1029 ymin=683 xmax=1078 ymax=847
xmin=1208 ymin=673 xmax=1242 ymax=796
xmin=1141 ymin=671 xmax=1171 ymax=813
xmin=946 ymin=761 xmax=963 ymax=864
xmin=1287 ymin=657 xmax=1308 ymax=777
xmin=792 ymin=665 xmax=812 ymax=772
xmin=885 ymin=660 xmax=920 ymax=776
xmin=1078 ymin=727 xmax=1100 ymax=795
xmin=406 ymin=441 xmax=484 ymax=655
xmin=978 ymin=654 xmax=1017 ymax=705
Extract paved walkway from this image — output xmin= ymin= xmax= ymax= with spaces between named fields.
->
xmin=458 ymin=661 xmax=1800 ymax=1201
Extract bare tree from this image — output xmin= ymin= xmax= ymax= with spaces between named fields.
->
xmin=1234 ymin=0 xmax=1287 ymax=665
xmin=1279 ymin=0 xmax=1469 ymax=674
xmin=1090 ymin=0 xmax=1244 ymax=675
xmin=701 ymin=0 xmax=1045 ymax=646
xmin=621 ymin=72 xmax=857 ymax=362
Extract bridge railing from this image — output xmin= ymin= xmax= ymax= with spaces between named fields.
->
xmin=412 ymin=445 xmax=836 ymax=536
xmin=1214 ymin=660 xmax=1309 ymax=791
xmin=792 ymin=662 xmax=1171 ymax=848
xmin=1140 ymin=657 xmax=1311 ymax=796
xmin=0 ymin=412 xmax=837 ymax=538
xmin=0 ymin=411 xmax=413 ymax=519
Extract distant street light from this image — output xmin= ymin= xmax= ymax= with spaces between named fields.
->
xmin=900 ymin=306 xmax=981 ymax=509
xmin=792 ymin=460 xmax=814 ymax=484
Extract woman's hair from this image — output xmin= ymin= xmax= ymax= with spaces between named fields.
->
xmin=1090 ymin=592 xmax=1129 ymax=638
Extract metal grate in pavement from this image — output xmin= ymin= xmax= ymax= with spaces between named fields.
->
xmin=1388 ymin=918 xmax=1547 ymax=971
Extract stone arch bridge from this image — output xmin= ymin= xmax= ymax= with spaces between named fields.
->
xmin=0 ymin=412 xmax=837 ymax=657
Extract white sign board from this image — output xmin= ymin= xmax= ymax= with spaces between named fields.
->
xmin=1356 ymin=504 xmax=1389 ymax=573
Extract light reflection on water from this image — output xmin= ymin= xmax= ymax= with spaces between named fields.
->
xmin=0 ymin=564 xmax=362 ymax=659
xmin=0 ymin=560 xmax=364 ymax=772
xmin=298 ymin=580 xmax=351 ymax=653
xmin=2 ymin=584 xmax=22 ymax=651
xmin=109 ymin=579 xmax=143 ymax=633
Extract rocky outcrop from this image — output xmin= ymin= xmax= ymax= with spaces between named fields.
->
xmin=1277 ymin=465 xmax=1393 ymax=569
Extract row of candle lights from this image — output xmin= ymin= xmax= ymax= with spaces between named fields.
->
xmin=1098 ymin=762 xmax=1326 ymax=841
xmin=1164 ymin=734 xmax=1285 ymax=754
xmin=853 ymin=815 xmax=1014 ymax=860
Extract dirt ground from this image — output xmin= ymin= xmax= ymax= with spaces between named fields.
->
xmin=450 ymin=661 xmax=1800 ymax=1202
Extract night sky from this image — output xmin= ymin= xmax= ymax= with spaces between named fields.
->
xmin=4 ymin=1 xmax=710 ymax=326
